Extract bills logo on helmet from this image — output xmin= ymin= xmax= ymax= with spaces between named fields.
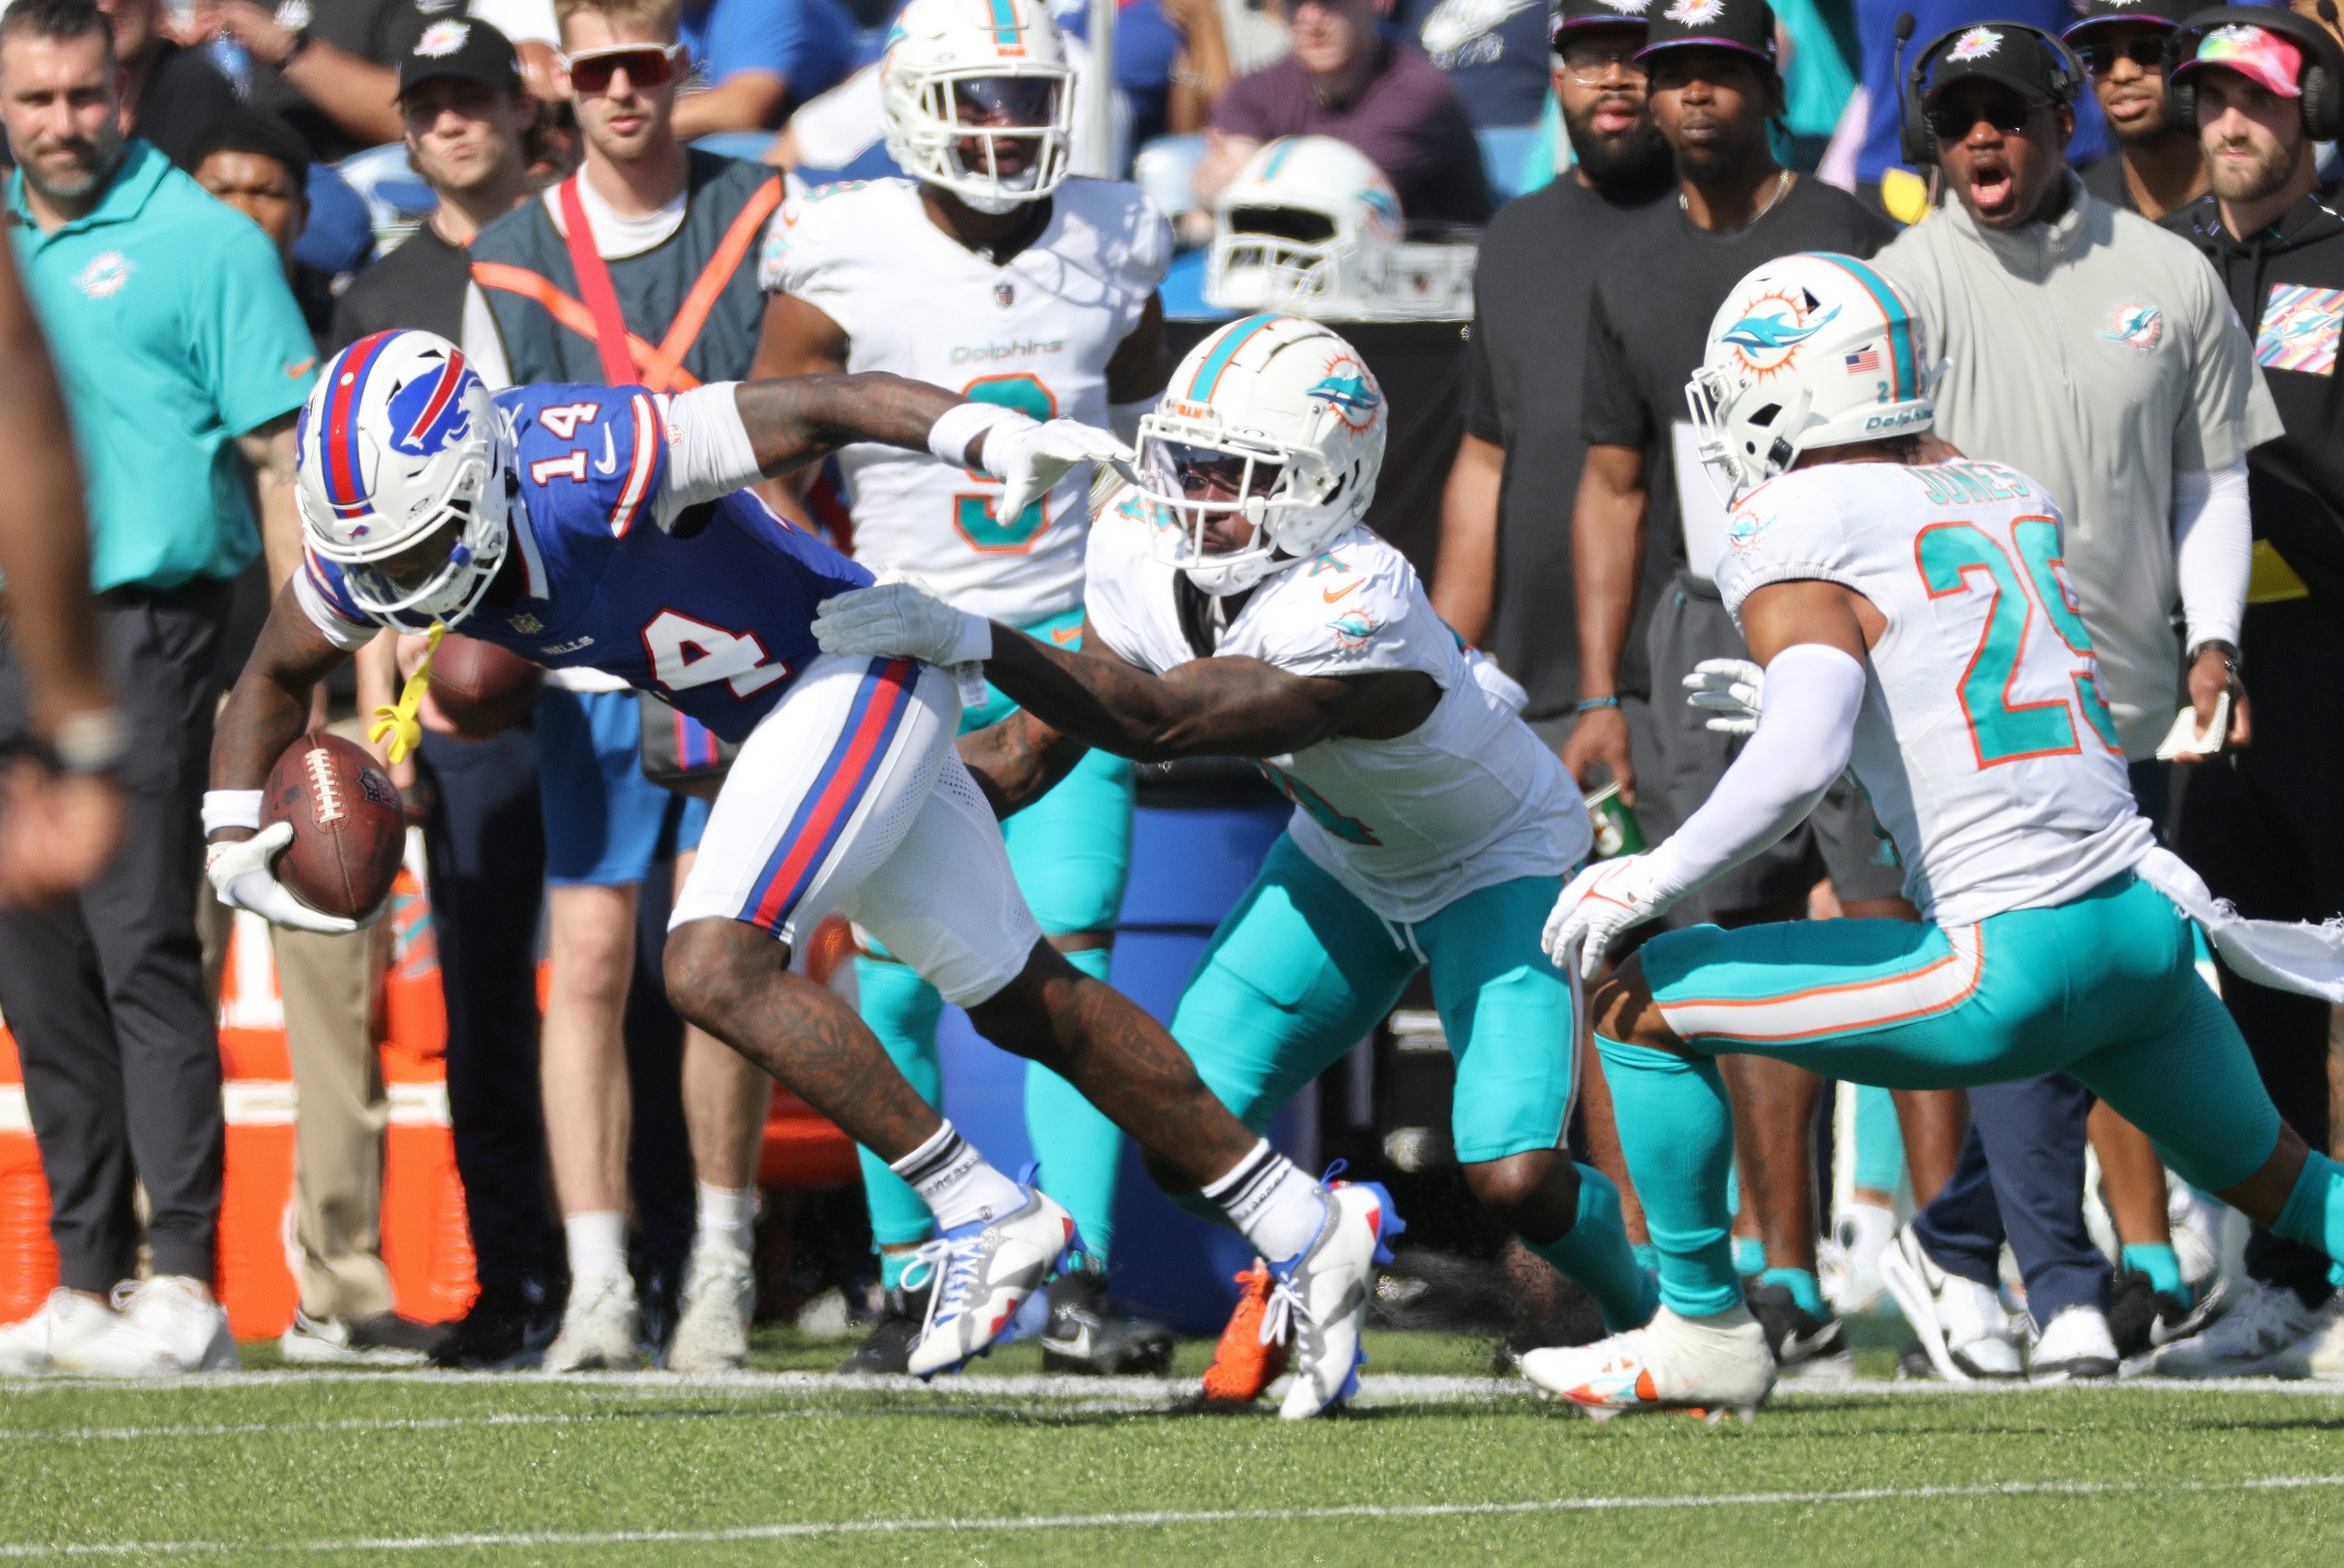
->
xmin=386 ymin=352 xmax=480 ymax=458
xmin=2099 ymin=301 xmax=2163 ymax=351
xmin=1948 ymin=26 xmax=2000 ymax=60
xmin=1307 ymin=354 xmax=1381 ymax=430
xmin=1720 ymin=287 xmax=1840 ymax=379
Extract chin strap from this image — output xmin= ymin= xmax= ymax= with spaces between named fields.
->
xmin=368 ymin=621 xmax=445 ymax=766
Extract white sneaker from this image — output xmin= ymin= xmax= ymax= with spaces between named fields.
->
xmin=2155 ymin=1279 xmax=2329 ymax=1378
xmin=1520 ymin=1304 xmax=1777 ymax=1422
xmin=1880 ymin=1224 xmax=2023 ymax=1383
xmin=2280 ymin=1301 xmax=2344 ymax=1379
xmin=0 ymin=1289 xmax=173 ymax=1376
xmin=1822 ymin=1201 xmax=1897 ymax=1314
xmin=278 ymin=1308 xmax=432 ymax=1368
xmin=1266 ymin=1182 xmax=1398 ymax=1421
xmin=113 ymin=1276 xmax=238 ymax=1372
xmin=667 ymin=1245 xmax=755 ymax=1374
xmin=906 ymin=1188 xmax=1077 ymax=1379
xmin=542 ymin=1274 xmax=641 ymax=1373
xmin=2028 ymin=1304 xmax=2118 ymax=1384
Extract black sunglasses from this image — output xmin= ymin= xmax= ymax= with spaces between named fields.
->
xmin=2080 ymin=36 xmax=2167 ymax=75
xmin=1926 ymin=91 xmax=2039 ymax=140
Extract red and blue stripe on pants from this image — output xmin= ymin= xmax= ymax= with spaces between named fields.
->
xmin=745 ymin=658 xmax=920 ymax=932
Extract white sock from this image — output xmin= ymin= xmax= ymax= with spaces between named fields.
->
xmin=565 ymin=1211 xmax=628 ymax=1287
xmin=1201 ymin=1140 xmax=1326 ymax=1265
xmin=1840 ymin=1200 xmax=1897 ymax=1270
xmin=694 ymin=1183 xmax=757 ymax=1257
xmin=889 ymin=1120 xmax=1026 ymax=1234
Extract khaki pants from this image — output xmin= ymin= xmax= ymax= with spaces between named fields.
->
xmin=273 ymin=920 xmax=396 ymax=1322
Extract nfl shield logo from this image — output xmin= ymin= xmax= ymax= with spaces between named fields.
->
xmin=994 ymin=283 xmax=1015 ymax=308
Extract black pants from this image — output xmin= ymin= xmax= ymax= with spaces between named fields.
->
xmin=419 ymin=726 xmax=557 ymax=1295
xmin=0 ymin=581 xmax=228 ymax=1290
xmin=2175 ymin=598 xmax=2342 ymax=1309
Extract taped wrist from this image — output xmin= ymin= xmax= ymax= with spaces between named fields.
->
xmin=202 ymin=790 xmax=263 ymax=837
xmin=927 ymin=402 xmax=1026 ymax=470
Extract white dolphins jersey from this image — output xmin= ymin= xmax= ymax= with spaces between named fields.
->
xmin=761 ymin=176 xmax=1171 ymax=624
xmin=1083 ymin=489 xmax=1593 ymax=924
xmin=1715 ymin=458 xmax=2156 ymax=929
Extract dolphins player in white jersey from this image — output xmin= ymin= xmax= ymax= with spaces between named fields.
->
xmin=813 ymin=313 xmax=1660 ymax=1408
xmin=750 ymin=0 xmax=1176 ymax=1374
xmin=1525 ymin=253 xmax=2344 ymax=1418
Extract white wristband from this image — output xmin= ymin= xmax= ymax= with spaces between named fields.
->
xmin=927 ymin=402 xmax=1020 ymax=470
xmin=202 ymin=789 xmax=264 ymax=836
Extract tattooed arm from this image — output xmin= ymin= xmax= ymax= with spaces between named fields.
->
xmin=733 ymin=372 xmax=978 ymax=478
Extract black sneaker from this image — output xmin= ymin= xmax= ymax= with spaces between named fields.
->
xmin=2107 ymin=1266 xmax=2223 ymax=1358
xmin=431 ymin=1279 xmax=557 ymax=1369
xmin=1744 ymin=1279 xmax=1849 ymax=1374
xmin=836 ymin=1284 xmax=930 ymax=1375
xmin=1038 ymin=1268 xmax=1175 ymax=1376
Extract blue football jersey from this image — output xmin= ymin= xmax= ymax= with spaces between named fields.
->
xmin=301 ymin=383 xmax=873 ymax=743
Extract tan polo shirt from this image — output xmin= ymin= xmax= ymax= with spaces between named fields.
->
xmin=1873 ymin=171 xmax=2284 ymax=759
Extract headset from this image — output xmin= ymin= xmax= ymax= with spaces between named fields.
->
xmin=2161 ymin=3 xmax=2344 ymax=142
xmin=1893 ymin=14 xmax=2086 ymax=165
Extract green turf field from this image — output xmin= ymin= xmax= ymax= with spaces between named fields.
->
xmin=6 ymin=1329 xmax=2342 ymax=1565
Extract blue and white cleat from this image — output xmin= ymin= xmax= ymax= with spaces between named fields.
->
xmin=1519 ymin=1304 xmax=1776 ymax=1424
xmin=1268 ymin=1181 xmax=1402 ymax=1420
xmin=904 ymin=1188 xmax=1078 ymax=1378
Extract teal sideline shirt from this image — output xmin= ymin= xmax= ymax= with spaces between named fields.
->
xmin=8 ymin=141 xmax=318 ymax=593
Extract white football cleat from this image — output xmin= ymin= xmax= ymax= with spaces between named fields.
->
xmin=0 ymin=1288 xmax=175 ymax=1376
xmin=667 ymin=1245 xmax=756 ymax=1374
xmin=542 ymin=1274 xmax=641 ymax=1373
xmin=2027 ymin=1303 xmax=2118 ymax=1384
xmin=1269 ymin=1181 xmax=1402 ymax=1421
xmin=905 ymin=1188 xmax=1076 ymax=1379
xmin=1520 ymin=1303 xmax=1776 ymax=1421
xmin=2154 ymin=1279 xmax=2332 ymax=1378
xmin=1880 ymin=1224 xmax=2022 ymax=1383
xmin=114 ymin=1276 xmax=238 ymax=1372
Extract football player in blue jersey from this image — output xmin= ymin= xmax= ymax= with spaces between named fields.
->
xmin=198 ymin=329 xmax=1396 ymax=1408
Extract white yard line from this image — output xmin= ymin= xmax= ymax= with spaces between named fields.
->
xmin=3 ymin=1474 xmax=2341 ymax=1557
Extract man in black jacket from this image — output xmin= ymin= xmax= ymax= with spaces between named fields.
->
xmin=2158 ymin=14 xmax=2344 ymax=1375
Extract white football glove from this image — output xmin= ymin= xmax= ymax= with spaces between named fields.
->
xmin=205 ymin=823 xmax=360 ymax=935
xmin=986 ymin=417 xmax=1136 ymax=523
xmin=1683 ymin=658 xmax=1766 ymax=736
xmin=812 ymin=580 xmax=993 ymax=667
xmin=1543 ymin=854 xmax=1678 ymax=980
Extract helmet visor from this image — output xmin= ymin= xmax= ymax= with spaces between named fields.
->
xmin=952 ymin=76 xmax=1060 ymax=126
xmin=1146 ymin=439 xmax=1286 ymax=506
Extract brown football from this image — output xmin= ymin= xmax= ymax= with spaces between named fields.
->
xmin=262 ymin=733 xmax=405 ymax=921
xmin=427 ymin=635 xmax=542 ymax=739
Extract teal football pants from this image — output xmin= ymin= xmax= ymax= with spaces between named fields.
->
xmin=1605 ymin=873 xmax=2344 ymax=1317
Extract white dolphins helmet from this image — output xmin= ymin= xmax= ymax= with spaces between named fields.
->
xmin=880 ymin=0 xmax=1073 ymax=215
xmin=1206 ymin=137 xmax=1404 ymax=315
xmin=1134 ymin=314 xmax=1388 ymax=597
xmin=1685 ymin=252 xmax=1936 ymax=503
xmin=295 ymin=329 xmax=510 ymax=626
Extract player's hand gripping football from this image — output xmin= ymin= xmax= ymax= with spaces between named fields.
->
xmin=812 ymin=576 xmax=993 ymax=668
xmin=205 ymin=824 xmax=361 ymax=936
xmin=1543 ymin=855 xmax=1677 ymax=979
xmin=1682 ymin=658 xmax=1765 ymax=736
xmin=986 ymin=418 xmax=1136 ymax=522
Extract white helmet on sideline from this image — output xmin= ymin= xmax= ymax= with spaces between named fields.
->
xmin=1685 ymin=252 xmax=1935 ymax=503
xmin=880 ymin=0 xmax=1074 ymax=215
xmin=1134 ymin=313 xmax=1387 ymax=597
xmin=1206 ymin=137 xmax=1403 ymax=315
xmin=295 ymin=329 xmax=509 ymax=627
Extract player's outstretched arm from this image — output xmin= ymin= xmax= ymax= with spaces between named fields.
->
xmin=210 ymin=583 xmax=358 ymax=805
xmin=957 ymin=707 xmax=1095 ymax=819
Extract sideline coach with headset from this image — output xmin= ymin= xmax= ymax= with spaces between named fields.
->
xmin=1869 ymin=16 xmax=2281 ymax=1376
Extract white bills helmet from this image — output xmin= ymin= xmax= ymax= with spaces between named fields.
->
xmin=1205 ymin=137 xmax=1404 ymax=316
xmin=1135 ymin=314 xmax=1387 ymax=596
xmin=880 ymin=0 xmax=1073 ymax=215
xmin=1685 ymin=252 xmax=1936 ymax=503
xmin=295 ymin=329 xmax=510 ymax=626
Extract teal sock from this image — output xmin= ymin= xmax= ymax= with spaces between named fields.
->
xmin=1594 ymin=1035 xmax=1742 ymax=1318
xmin=1523 ymin=1163 xmax=1659 ymax=1331
xmin=877 ymin=1248 xmax=918 ymax=1292
xmin=1025 ymin=945 xmax=1123 ymax=1267
xmin=1852 ymin=1083 xmax=1906 ymax=1192
xmin=1760 ymin=1267 xmax=1826 ymax=1318
xmin=1632 ymin=1243 xmax=1661 ymax=1274
xmin=2121 ymin=1242 xmax=2184 ymax=1299
xmin=1733 ymin=1237 xmax=1766 ymax=1277
xmin=2273 ymin=1151 xmax=2344 ymax=1287
xmin=852 ymin=957 xmax=946 ymax=1251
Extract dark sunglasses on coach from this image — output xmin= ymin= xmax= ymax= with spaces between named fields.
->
xmin=2079 ymin=35 xmax=2168 ymax=75
xmin=563 ymin=43 xmax=687 ymax=95
xmin=1926 ymin=90 xmax=2038 ymax=139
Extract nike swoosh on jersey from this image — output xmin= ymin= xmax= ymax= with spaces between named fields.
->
xmin=1323 ymin=581 xmax=1363 ymax=603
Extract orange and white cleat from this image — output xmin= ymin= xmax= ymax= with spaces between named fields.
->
xmin=1519 ymin=1304 xmax=1776 ymax=1424
xmin=1200 ymin=1259 xmax=1291 ymax=1406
